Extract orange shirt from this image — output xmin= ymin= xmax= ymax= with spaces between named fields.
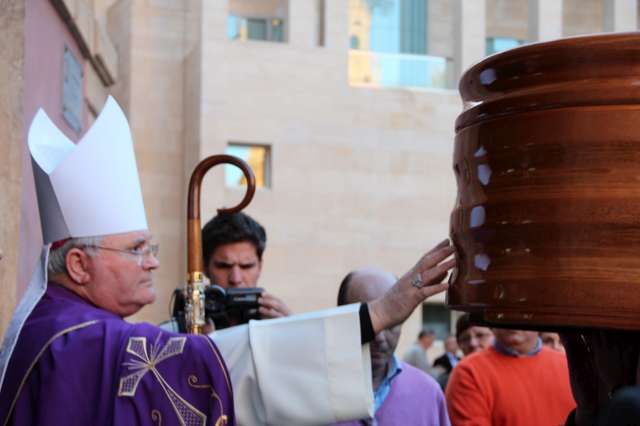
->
xmin=446 ymin=346 xmax=575 ymax=426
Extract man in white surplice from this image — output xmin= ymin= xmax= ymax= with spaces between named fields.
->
xmin=211 ymin=239 xmax=454 ymax=426
xmin=0 ymin=96 xmax=456 ymax=426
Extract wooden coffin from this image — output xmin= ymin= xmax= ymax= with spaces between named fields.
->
xmin=448 ymin=33 xmax=640 ymax=330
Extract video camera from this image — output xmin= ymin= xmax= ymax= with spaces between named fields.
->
xmin=171 ymin=285 xmax=263 ymax=332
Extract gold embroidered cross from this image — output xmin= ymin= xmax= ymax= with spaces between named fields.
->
xmin=118 ymin=334 xmax=207 ymax=426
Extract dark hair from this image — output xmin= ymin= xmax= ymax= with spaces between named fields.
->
xmin=202 ymin=212 xmax=267 ymax=267
xmin=455 ymin=313 xmax=472 ymax=339
xmin=418 ymin=329 xmax=435 ymax=340
xmin=337 ymin=272 xmax=354 ymax=306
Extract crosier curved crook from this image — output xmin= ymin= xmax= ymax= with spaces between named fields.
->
xmin=185 ymin=155 xmax=256 ymax=333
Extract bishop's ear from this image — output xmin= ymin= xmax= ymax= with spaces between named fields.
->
xmin=65 ymin=248 xmax=92 ymax=284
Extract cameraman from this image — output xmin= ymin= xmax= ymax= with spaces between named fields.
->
xmin=202 ymin=212 xmax=291 ymax=319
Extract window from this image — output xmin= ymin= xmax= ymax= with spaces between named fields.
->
xmin=350 ymin=35 xmax=360 ymax=49
xmin=227 ymin=0 xmax=288 ymax=43
xmin=225 ymin=143 xmax=271 ymax=189
xmin=349 ymin=0 xmax=427 ymax=55
xmin=348 ymin=0 xmax=452 ymax=90
xmin=228 ymin=16 xmax=285 ymax=42
xmin=422 ymin=303 xmax=452 ymax=340
xmin=62 ymin=45 xmax=83 ymax=135
xmin=486 ymin=37 xmax=524 ymax=55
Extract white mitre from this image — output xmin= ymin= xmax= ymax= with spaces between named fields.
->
xmin=0 ymin=96 xmax=147 ymax=389
xmin=29 ymin=95 xmax=147 ymax=242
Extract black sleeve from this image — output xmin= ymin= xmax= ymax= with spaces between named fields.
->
xmin=433 ymin=355 xmax=444 ymax=368
xmin=359 ymin=303 xmax=375 ymax=344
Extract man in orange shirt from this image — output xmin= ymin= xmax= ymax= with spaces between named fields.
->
xmin=446 ymin=328 xmax=575 ymax=426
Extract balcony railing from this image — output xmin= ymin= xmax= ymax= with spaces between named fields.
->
xmin=349 ymin=50 xmax=452 ymax=90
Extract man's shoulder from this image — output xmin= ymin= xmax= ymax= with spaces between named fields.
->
xmin=22 ymin=313 xmax=214 ymax=358
xmin=456 ymin=347 xmax=496 ymax=367
xmin=449 ymin=348 xmax=504 ymax=384
xmin=536 ymin=346 xmax=570 ymax=368
xmin=121 ymin=322 xmax=220 ymax=355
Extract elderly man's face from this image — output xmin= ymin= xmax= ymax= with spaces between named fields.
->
xmin=85 ymin=230 xmax=159 ymax=317
xmin=458 ymin=326 xmax=494 ymax=356
xmin=207 ymin=241 xmax=262 ymax=289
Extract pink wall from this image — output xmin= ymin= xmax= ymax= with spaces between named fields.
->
xmin=18 ymin=0 xmax=89 ymax=296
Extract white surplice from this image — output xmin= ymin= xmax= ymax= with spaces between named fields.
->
xmin=211 ymin=303 xmax=374 ymax=426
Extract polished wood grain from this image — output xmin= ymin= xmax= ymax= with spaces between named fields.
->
xmin=184 ymin=155 xmax=256 ymax=334
xmin=187 ymin=155 xmax=256 ymax=278
xmin=449 ymin=33 xmax=640 ymax=330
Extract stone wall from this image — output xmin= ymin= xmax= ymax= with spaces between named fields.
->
xmin=108 ymin=0 xmax=192 ymax=324
xmin=0 ymin=0 xmax=25 ymax=341
xmin=194 ymin=0 xmax=459 ymax=354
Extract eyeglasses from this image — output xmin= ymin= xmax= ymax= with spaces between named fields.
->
xmin=83 ymin=243 xmax=159 ymax=266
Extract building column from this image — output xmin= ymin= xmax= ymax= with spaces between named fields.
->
xmin=289 ymin=0 xmax=317 ymax=48
xmin=454 ymin=0 xmax=486 ymax=80
xmin=528 ymin=0 xmax=563 ymax=42
xmin=201 ymin=0 xmax=228 ymax=42
xmin=325 ymin=0 xmax=348 ymax=52
xmin=604 ymin=0 xmax=638 ymax=32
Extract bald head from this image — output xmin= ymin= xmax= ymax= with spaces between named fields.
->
xmin=338 ymin=267 xmax=396 ymax=305
xmin=337 ymin=267 xmax=400 ymax=390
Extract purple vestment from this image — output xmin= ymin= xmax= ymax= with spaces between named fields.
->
xmin=335 ymin=361 xmax=450 ymax=426
xmin=0 ymin=283 xmax=235 ymax=425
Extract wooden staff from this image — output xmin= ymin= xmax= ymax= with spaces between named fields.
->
xmin=185 ymin=155 xmax=256 ymax=333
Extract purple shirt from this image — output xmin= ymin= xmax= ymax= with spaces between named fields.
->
xmin=0 ymin=283 xmax=235 ymax=426
xmin=335 ymin=361 xmax=450 ymax=426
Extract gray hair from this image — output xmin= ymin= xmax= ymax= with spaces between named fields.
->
xmin=47 ymin=236 xmax=104 ymax=277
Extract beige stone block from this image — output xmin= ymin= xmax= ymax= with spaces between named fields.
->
xmin=85 ymin=62 xmax=108 ymax=113
xmin=603 ymin=0 xmax=637 ymax=31
xmin=455 ymin=0 xmax=486 ymax=78
xmin=325 ymin=0 xmax=349 ymax=52
xmin=72 ymin=0 xmax=96 ymax=51
xmin=289 ymin=0 xmax=316 ymax=48
xmin=429 ymin=0 xmax=455 ymax=58
xmin=528 ymin=0 xmax=563 ymax=42
xmin=486 ymin=0 xmax=528 ymax=41
xmin=563 ymin=0 xmax=604 ymax=35
xmin=93 ymin=20 xmax=119 ymax=82
xmin=202 ymin=0 xmax=229 ymax=42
